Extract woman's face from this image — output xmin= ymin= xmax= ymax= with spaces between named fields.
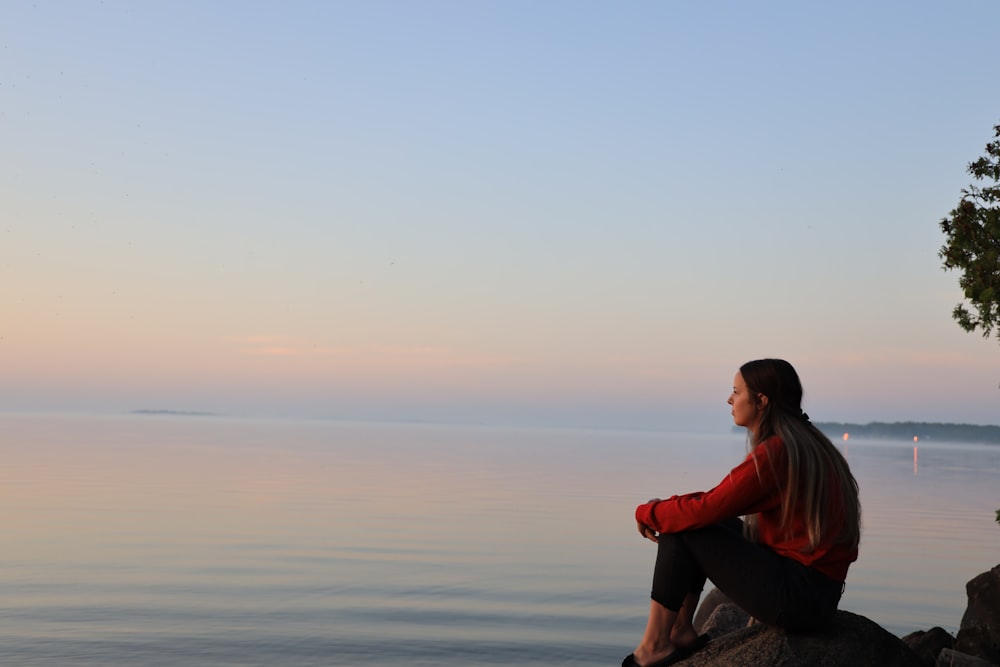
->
xmin=728 ymin=371 xmax=763 ymax=431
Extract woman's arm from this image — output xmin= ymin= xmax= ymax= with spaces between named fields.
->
xmin=636 ymin=438 xmax=784 ymax=534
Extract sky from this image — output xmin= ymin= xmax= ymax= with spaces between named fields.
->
xmin=2 ymin=1 xmax=1000 ymax=431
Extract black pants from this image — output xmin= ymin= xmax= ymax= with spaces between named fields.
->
xmin=651 ymin=519 xmax=844 ymax=632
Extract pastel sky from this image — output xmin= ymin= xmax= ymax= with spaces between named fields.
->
xmin=3 ymin=1 xmax=999 ymax=430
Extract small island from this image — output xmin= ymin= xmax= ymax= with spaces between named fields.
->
xmin=815 ymin=421 xmax=1000 ymax=444
xmin=131 ymin=409 xmax=218 ymax=417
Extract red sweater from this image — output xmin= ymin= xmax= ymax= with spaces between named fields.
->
xmin=634 ymin=436 xmax=857 ymax=582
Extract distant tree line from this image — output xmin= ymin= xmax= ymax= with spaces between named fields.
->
xmin=815 ymin=421 xmax=1000 ymax=444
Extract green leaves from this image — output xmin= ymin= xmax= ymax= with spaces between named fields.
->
xmin=939 ymin=123 xmax=1000 ymax=342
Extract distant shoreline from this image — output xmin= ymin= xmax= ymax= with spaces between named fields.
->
xmin=131 ymin=409 xmax=218 ymax=417
xmin=815 ymin=421 xmax=1000 ymax=444
xmin=122 ymin=411 xmax=1000 ymax=442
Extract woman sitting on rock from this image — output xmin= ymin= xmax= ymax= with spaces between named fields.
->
xmin=624 ymin=358 xmax=862 ymax=667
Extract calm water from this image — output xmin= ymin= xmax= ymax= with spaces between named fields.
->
xmin=2 ymin=414 xmax=998 ymax=666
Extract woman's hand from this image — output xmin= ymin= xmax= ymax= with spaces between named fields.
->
xmin=637 ymin=498 xmax=661 ymax=542
xmin=637 ymin=521 xmax=658 ymax=542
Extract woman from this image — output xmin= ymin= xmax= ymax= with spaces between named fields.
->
xmin=623 ymin=359 xmax=861 ymax=667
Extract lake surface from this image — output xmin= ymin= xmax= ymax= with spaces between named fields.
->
xmin=2 ymin=414 xmax=998 ymax=666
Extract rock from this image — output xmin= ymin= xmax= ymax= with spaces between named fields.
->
xmin=956 ymin=627 xmax=1000 ymax=666
xmin=935 ymin=648 xmax=998 ymax=667
xmin=902 ymin=626 xmax=954 ymax=664
xmin=956 ymin=564 xmax=1000 ymax=664
xmin=693 ymin=587 xmax=734 ymax=634
xmin=676 ymin=563 xmax=1000 ymax=666
xmin=678 ymin=610 xmax=929 ymax=666
xmin=700 ymin=602 xmax=751 ymax=637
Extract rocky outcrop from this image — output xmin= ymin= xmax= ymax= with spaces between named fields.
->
xmin=681 ymin=562 xmax=1000 ymax=666
xmin=692 ymin=587 xmax=737 ymax=633
xmin=955 ymin=564 xmax=1000 ymax=664
xmin=935 ymin=648 xmax=997 ymax=666
xmin=699 ymin=602 xmax=750 ymax=637
xmin=685 ymin=607 xmax=925 ymax=666
xmin=901 ymin=626 xmax=954 ymax=664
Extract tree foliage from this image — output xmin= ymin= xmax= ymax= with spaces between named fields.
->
xmin=939 ymin=123 xmax=1000 ymax=342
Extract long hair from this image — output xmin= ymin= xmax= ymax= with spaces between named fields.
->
xmin=740 ymin=359 xmax=861 ymax=552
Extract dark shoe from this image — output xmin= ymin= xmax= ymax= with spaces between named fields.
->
xmin=651 ymin=634 xmax=710 ymax=666
xmin=623 ymin=634 xmax=710 ymax=667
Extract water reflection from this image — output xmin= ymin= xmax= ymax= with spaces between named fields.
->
xmin=1 ymin=415 xmax=998 ymax=664
xmin=842 ymin=438 xmax=1000 ymax=633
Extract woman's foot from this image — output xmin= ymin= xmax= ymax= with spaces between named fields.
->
xmin=623 ymin=640 xmax=678 ymax=667
xmin=623 ymin=634 xmax=709 ymax=667
xmin=669 ymin=627 xmax=701 ymax=651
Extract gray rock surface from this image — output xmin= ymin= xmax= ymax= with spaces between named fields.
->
xmin=679 ymin=610 xmax=928 ymax=666
xmin=693 ymin=587 xmax=734 ymax=634
xmin=699 ymin=602 xmax=750 ymax=637
xmin=936 ymin=648 xmax=998 ymax=667
xmin=679 ymin=561 xmax=1000 ymax=666
xmin=902 ymin=626 xmax=954 ymax=665
xmin=956 ymin=564 xmax=1000 ymax=664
